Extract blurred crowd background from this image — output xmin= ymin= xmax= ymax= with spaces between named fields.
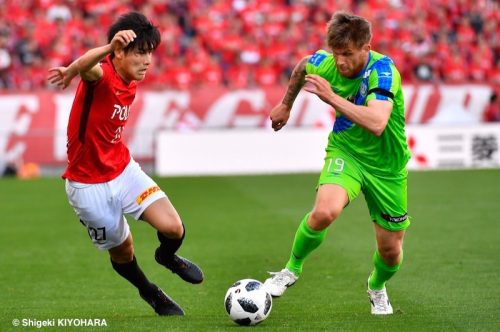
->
xmin=0 ymin=0 xmax=499 ymax=91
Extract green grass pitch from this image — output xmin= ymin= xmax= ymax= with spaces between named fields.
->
xmin=1 ymin=170 xmax=499 ymax=331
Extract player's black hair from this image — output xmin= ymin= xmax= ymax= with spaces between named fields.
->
xmin=107 ymin=12 xmax=161 ymax=58
xmin=326 ymin=11 xmax=372 ymax=50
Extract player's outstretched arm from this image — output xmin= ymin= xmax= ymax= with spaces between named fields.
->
xmin=270 ymin=56 xmax=310 ymax=131
xmin=47 ymin=30 xmax=137 ymax=88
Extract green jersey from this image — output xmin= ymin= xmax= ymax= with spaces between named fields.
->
xmin=306 ymin=50 xmax=410 ymax=174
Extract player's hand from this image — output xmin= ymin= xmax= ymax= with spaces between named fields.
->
xmin=270 ymin=103 xmax=291 ymax=131
xmin=110 ymin=30 xmax=137 ymax=51
xmin=303 ymin=74 xmax=335 ymax=104
xmin=48 ymin=66 xmax=73 ymax=89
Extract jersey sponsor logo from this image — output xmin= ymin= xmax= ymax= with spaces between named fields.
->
xmin=380 ymin=213 xmax=408 ymax=223
xmin=363 ymin=69 xmax=372 ymax=79
xmin=110 ymin=105 xmax=130 ymax=143
xmin=136 ymin=185 xmax=161 ymax=204
xmin=380 ymin=71 xmax=392 ymax=77
xmin=111 ymin=104 xmax=130 ymax=121
xmin=308 ymin=53 xmax=327 ymax=66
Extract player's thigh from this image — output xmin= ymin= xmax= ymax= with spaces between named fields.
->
xmin=117 ymin=159 xmax=167 ymax=220
xmin=318 ymin=148 xmax=362 ymax=203
xmin=65 ymin=180 xmax=129 ymax=250
xmin=363 ymin=169 xmax=410 ymax=232
xmin=116 ymin=160 xmax=182 ymax=236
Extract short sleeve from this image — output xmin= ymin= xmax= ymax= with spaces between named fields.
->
xmin=366 ymin=59 xmax=400 ymax=104
xmin=306 ymin=50 xmax=330 ymax=75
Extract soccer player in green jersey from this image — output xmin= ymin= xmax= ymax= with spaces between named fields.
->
xmin=264 ymin=11 xmax=411 ymax=315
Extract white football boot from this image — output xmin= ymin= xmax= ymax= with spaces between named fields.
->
xmin=367 ymin=286 xmax=393 ymax=315
xmin=264 ymin=268 xmax=298 ymax=297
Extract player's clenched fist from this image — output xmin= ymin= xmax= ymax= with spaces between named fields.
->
xmin=111 ymin=30 xmax=137 ymax=50
xmin=270 ymin=103 xmax=291 ymax=131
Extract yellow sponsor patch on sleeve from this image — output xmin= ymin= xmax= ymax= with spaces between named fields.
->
xmin=136 ymin=186 xmax=161 ymax=204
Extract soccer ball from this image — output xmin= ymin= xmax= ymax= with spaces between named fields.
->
xmin=224 ymin=279 xmax=272 ymax=326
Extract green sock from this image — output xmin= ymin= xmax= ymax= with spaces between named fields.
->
xmin=368 ymin=250 xmax=403 ymax=290
xmin=285 ymin=213 xmax=328 ymax=276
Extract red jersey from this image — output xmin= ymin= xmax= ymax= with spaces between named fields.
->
xmin=63 ymin=55 xmax=136 ymax=183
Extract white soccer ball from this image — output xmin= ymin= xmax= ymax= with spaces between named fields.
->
xmin=224 ymin=279 xmax=272 ymax=326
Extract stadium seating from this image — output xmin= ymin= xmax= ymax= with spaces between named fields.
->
xmin=0 ymin=0 xmax=498 ymax=90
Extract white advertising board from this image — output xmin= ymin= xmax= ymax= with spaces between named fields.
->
xmin=406 ymin=124 xmax=500 ymax=170
xmin=155 ymin=128 xmax=330 ymax=176
xmin=155 ymin=125 xmax=500 ymax=176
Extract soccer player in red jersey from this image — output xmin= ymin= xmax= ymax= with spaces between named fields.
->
xmin=47 ymin=12 xmax=203 ymax=316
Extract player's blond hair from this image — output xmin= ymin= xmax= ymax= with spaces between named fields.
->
xmin=326 ymin=11 xmax=372 ymax=50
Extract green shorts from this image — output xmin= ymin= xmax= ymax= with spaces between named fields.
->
xmin=318 ymin=148 xmax=410 ymax=232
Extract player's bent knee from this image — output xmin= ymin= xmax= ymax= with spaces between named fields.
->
xmin=157 ymin=219 xmax=184 ymax=239
xmin=109 ymin=238 xmax=135 ymax=263
xmin=378 ymin=247 xmax=402 ymax=266
xmin=109 ymin=248 xmax=134 ymax=264
xmin=310 ymin=207 xmax=339 ymax=229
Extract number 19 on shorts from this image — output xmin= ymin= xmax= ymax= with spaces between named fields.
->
xmin=327 ymin=158 xmax=345 ymax=173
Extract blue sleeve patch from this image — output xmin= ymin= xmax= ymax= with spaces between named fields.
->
xmin=369 ymin=59 xmax=395 ymax=101
xmin=308 ymin=53 xmax=327 ymax=67
xmin=375 ymin=66 xmax=393 ymax=91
